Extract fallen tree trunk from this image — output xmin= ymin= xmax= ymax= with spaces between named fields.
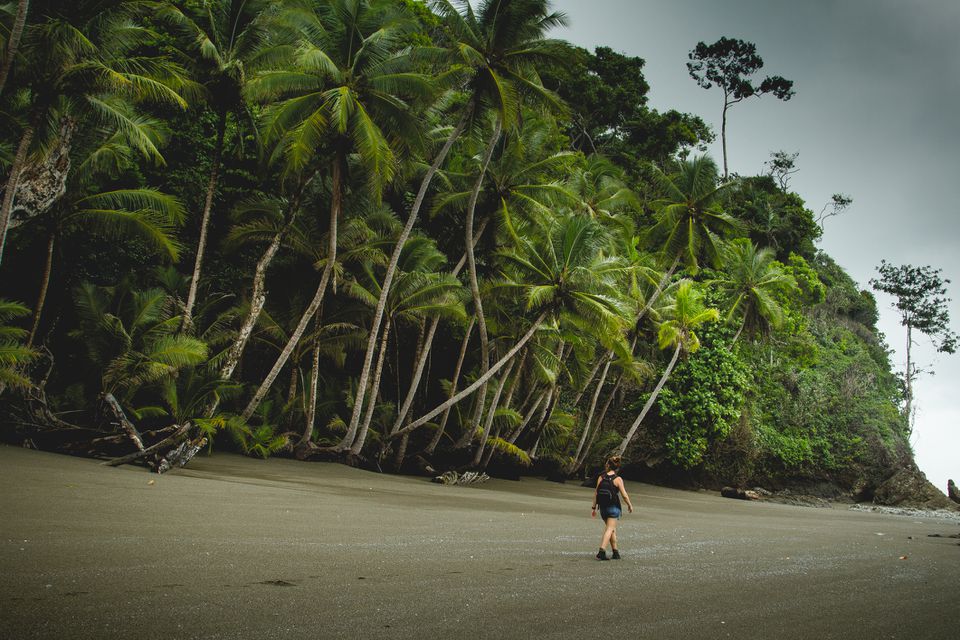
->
xmin=100 ymin=393 xmax=144 ymax=452
xmin=101 ymin=423 xmax=192 ymax=468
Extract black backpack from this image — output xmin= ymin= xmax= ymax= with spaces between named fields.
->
xmin=596 ymin=473 xmax=619 ymax=507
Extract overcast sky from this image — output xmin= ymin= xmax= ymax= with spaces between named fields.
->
xmin=549 ymin=0 xmax=960 ymax=492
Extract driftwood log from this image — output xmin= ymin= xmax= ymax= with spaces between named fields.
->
xmin=101 ymin=423 xmax=192 ymax=468
xmin=100 ymin=393 xmax=145 ymax=452
xmin=433 ymin=470 xmax=490 ymax=486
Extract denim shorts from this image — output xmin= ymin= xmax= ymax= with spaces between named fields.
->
xmin=600 ymin=505 xmax=621 ymax=520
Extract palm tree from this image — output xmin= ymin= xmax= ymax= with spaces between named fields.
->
xmin=0 ymin=0 xmax=190 ymax=266
xmin=240 ymin=0 xmax=430 ymax=422
xmin=149 ymin=0 xmax=278 ymax=332
xmin=646 ymin=155 xmax=739 ymax=273
xmin=344 ymin=0 xmax=571 ymax=448
xmin=566 ymin=154 xmax=641 ymax=226
xmin=26 ymin=186 xmax=185 ymax=346
xmin=71 ymin=282 xmax=207 ymax=404
xmin=344 ymin=234 xmax=466 ymax=455
xmin=0 ymin=298 xmax=37 ymax=392
xmin=15 ymin=115 xmax=185 ymax=348
xmin=0 ymin=0 xmax=30 ymax=95
xmin=396 ymin=213 xmax=631 ymax=442
xmin=714 ymin=238 xmax=797 ymax=343
xmin=616 ymin=280 xmax=719 ymax=456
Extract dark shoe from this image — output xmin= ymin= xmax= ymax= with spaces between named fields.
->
xmin=596 ymin=549 xmax=608 ymax=561
xmin=611 ymin=550 xmax=621 ymax=560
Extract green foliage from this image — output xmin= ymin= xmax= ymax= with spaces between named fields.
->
xmin=724 ymin=176 xmax=821 ymax=260
xmin=0 ymin=299 xmax=37 ymax=390
xmin=485 ymin=436 xmax=531 ymax=466
xmin=541 ymin=45 xmax=711 ymax=165
xmin=0 ymin=1 xmax=917 ymax=497
xmin=657 ymin=323 xmax=749 ymax=468
xmin=688 ymin=38 xmax=795 ymax=102
xmin=231 ymin=423 xmax=289 ymax=459
xmin=870 ymin=261 xmax=957 ymax=354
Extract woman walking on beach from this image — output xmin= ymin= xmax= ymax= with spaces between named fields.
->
xmin=592 ymin=455 xmax=634 ymax=560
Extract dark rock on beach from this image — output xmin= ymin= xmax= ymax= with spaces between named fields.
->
xmin=948 ymin=479 xmax=960 ymax=505
xmin=871 ymin=467 xmax=959 ymax=510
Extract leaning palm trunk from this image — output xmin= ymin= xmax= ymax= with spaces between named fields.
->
xmin=182 ymin=109 xmax=227 ymax=333
xmin=616 ymin=342 xmax=682 ymax=456
xmin=571 ymin=356 xmax=605 ymax=409
xmin=350 ymin=319 xmax=391 ymax=455
xmin=508 ymin=389 xmax=546 ymax=444
xmin=570 ymin=356 xmax=612 ymax=467
xmin=27 ymin=231 xmax=55 ymax=347
xmin=0 ymin=122 xmax=34 ymax=266
xmin=471 ymin=355 xmax=517 ymax=467
xmin=394 ymin=310 xmax=548 ymax=438
xmin=425 ymin=316 xmax=475 ymax=454
xmin=574 ymin=370 xmax=626 ymax=471
xmin=379 ymin=217 xmax=491 ymax=445
xmin=457 ymin=118 xmax=503 ymax=445
xmin=209 ymin=176 xmax=316 ymax=417
xmin=341 ymin=109 xmax=472 ymax=448
xmin=298 ymin=316 xmax=324 ymax=446
xmin=241 ymin=161 xmax=342 ymax=422
xmin=390 ymin=315 xmax=440 ymax=435
xmin=0 ymin=0 xmax=29 ymax=96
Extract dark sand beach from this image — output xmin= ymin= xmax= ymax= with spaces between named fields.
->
xmin=2 ymin=444 xmax=958 ymax=639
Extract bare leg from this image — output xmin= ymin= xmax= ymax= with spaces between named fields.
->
xmin=600 ymin=517 xmax=618 ymax=551
xmin=611 ymin=527 xmax=618 ymax=551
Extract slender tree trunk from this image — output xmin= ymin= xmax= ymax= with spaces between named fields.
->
xmin=342 ymin=108 xmax=472 ymax=448
xmin=395 ymin=310 xmax=548 ymax=438
xmin=208 ymin=176 xmax=315 ymax=418
xmin=526 ymin=341 xmax=566 ymax=440
xmin=351 ymin=319 xmax=391 ymax=456
xmin=571 ymin=356 xmax=604 ymax=409
xmin=616 ymin=341 xmax=682 ymax=456
xmin=571 ymin=356 xmax=612 ymax=466
xmin=501 ymin=346 xmax=527 ymax=410
xmin=905 ymin=322 xmax=913 ymax=432
xmin=299 ymin=316 xmax=323 ymax=446
xmin=425 ymin=317 xmax=475 ymax=454
xmin=472 ymin=355 xmax=517 ymax=466
xmin=721 ymin=96 xmax=729 ymax=180
xmin=528 ymin=436 xmax=540 ymax=459
xmin=0 ymin=122 xmax=34 ymax=266
xmin=508 ymin=389 xmax=546 ymax=444
xmin=573 ymin=344 xmax=636 ymax=472
xmin=0 ymin=0 xmax=29 ymax=96
xmin=241 ymin=160 xmax=342 ymax=422
xmin=182 ymin=109 xmax=227 ymax=333
xmin=461 ymin=118 xmax=503 ymax=441
xmin=27 ymin=231 xmax=54 ymax=347
xmin=731 ymin=318 xmax=746 ymax=345
xmin=390 ymin=316 xmax=439 ymax=434
xmin=480 ymin=425 xmax=499 ymax=470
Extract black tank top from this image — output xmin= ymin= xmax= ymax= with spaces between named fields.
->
xmin=597 ymin=472 xmax=621 ymax=508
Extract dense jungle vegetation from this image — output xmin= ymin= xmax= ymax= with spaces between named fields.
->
xmin=0 ymin=0 xmax=914 ymax=494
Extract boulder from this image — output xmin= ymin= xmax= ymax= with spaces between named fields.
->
xmin=872 ymin=467 xmax=958 ymax=510
xmin=948 ymin=479 xmax=960 ymax=505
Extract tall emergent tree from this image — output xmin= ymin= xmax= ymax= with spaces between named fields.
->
xmin=687 ymin=37 xmax=794 ymax=179
xmin=870 ymin=261 xmax=957 ymax=431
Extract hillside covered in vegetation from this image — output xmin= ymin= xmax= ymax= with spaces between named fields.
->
xmin=0 ymin=0 xmax=939 ymax=504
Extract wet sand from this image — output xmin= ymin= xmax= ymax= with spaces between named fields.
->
xmin=2 ymin=445 xmax=958 ymax=639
